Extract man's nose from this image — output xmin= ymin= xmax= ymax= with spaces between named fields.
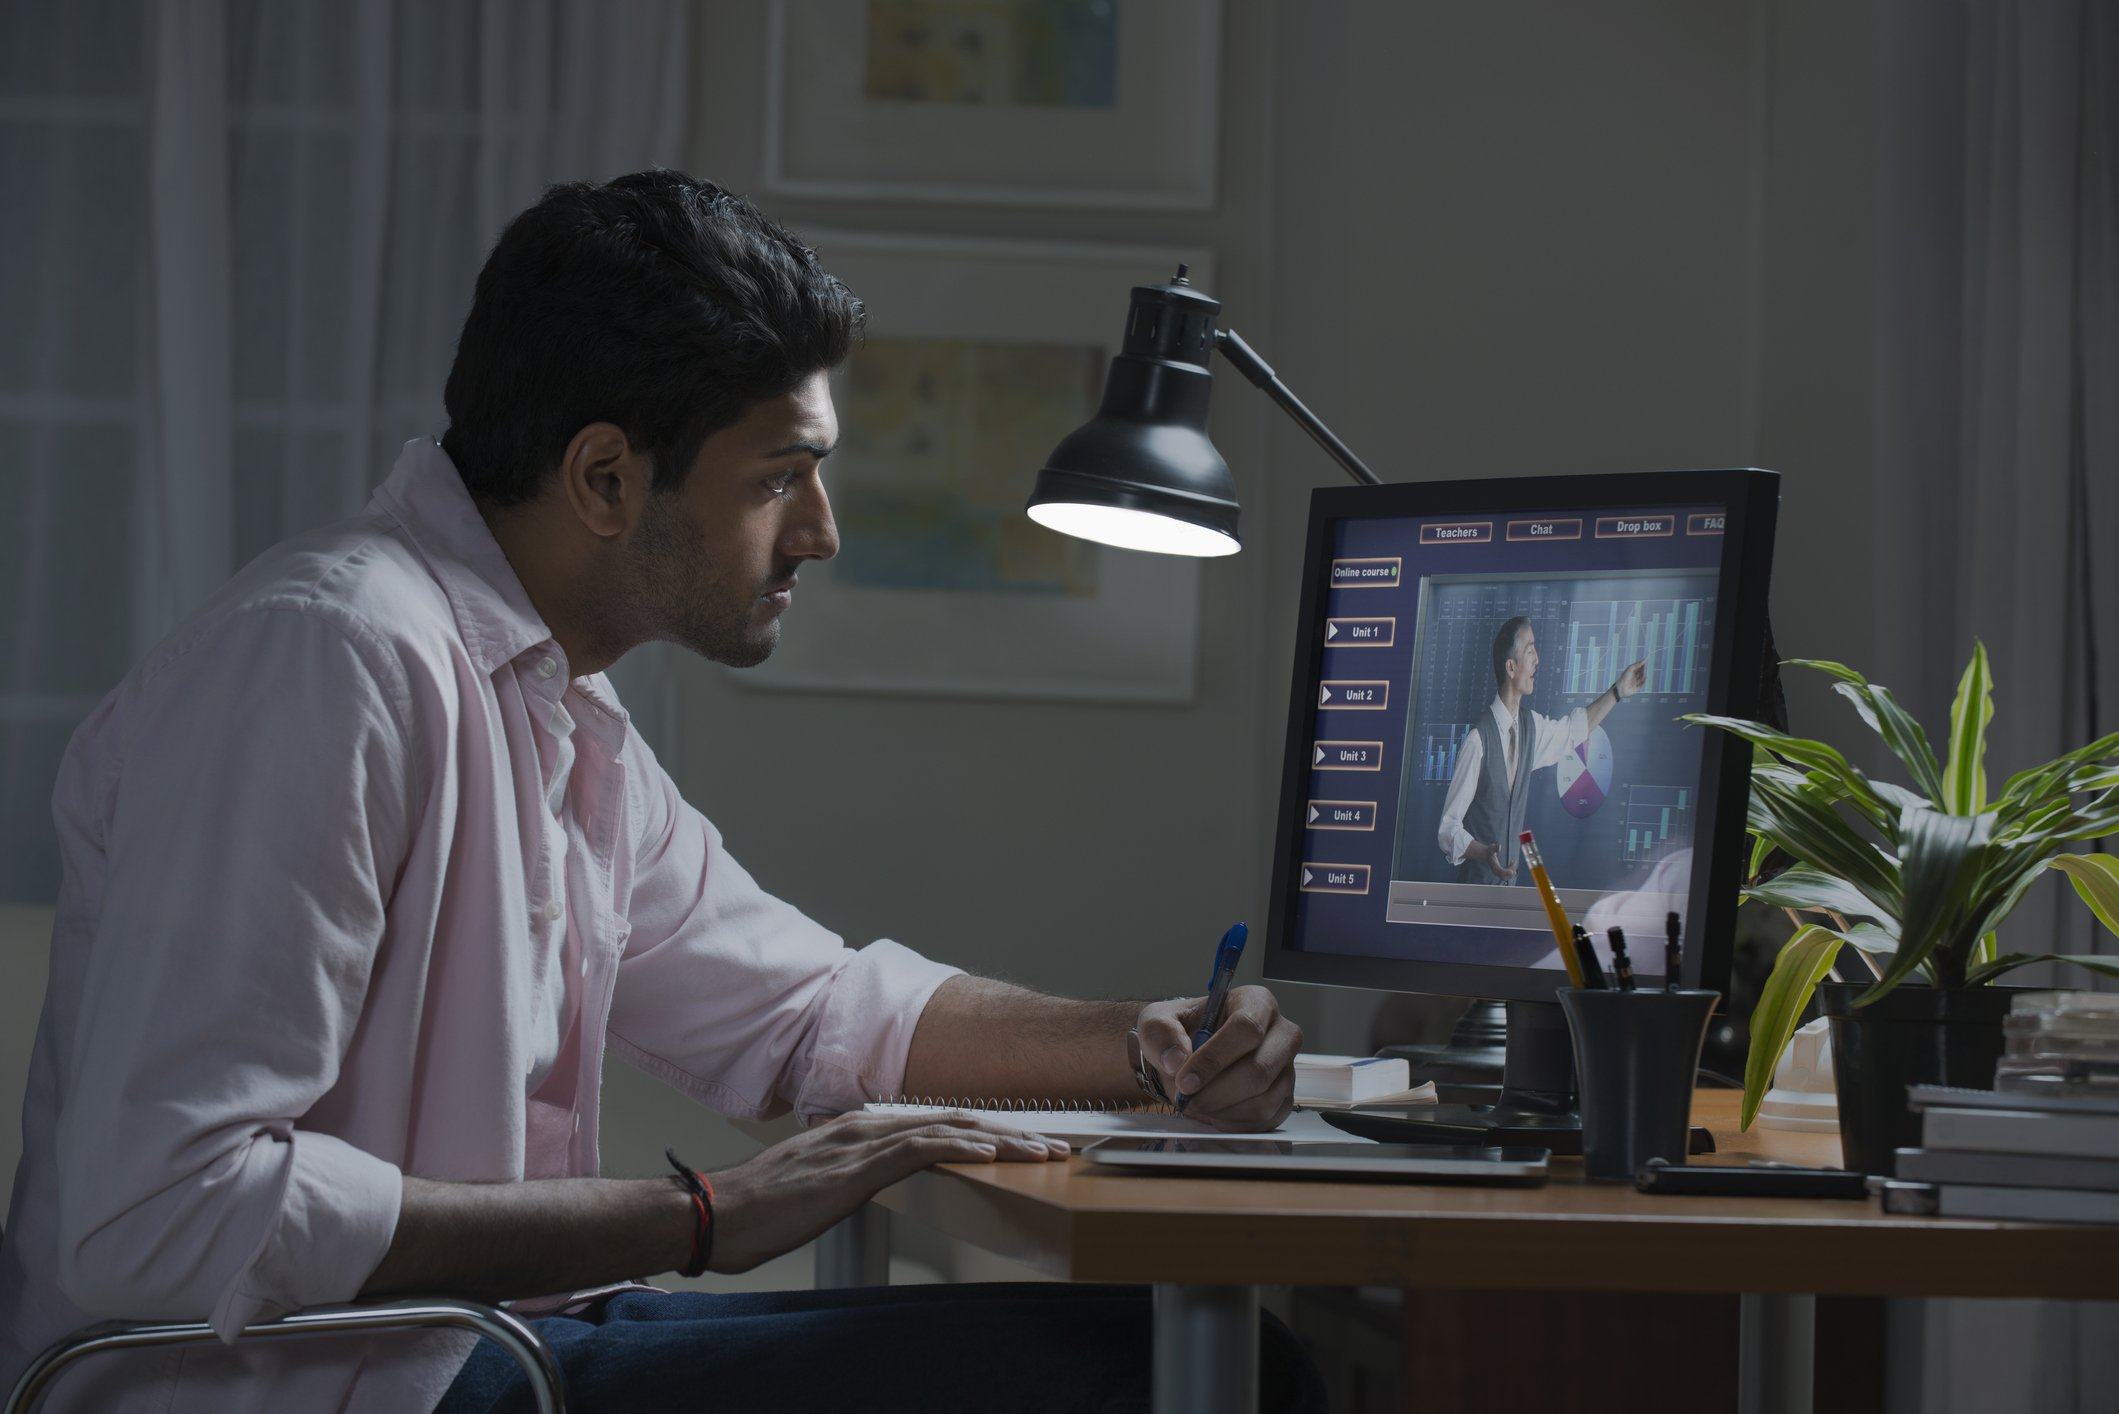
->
xmin=787 ymin=478 xmax=839 ymax=562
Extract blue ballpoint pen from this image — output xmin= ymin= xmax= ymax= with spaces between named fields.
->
xmin=1176 ymin=922 xmax=1248 ymax=1113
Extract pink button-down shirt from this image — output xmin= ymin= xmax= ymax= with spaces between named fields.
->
xmin=0 ymin=439 xmax=960 ymax=1414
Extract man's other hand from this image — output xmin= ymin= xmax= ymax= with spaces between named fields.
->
xmin=1135 ymin=986 xmax=1301 ymax=1133
xmin=1472 ymin=840 xmax=1517 ymax=883
xmin=708 ymin=1111 xmax=1063 ymax=1273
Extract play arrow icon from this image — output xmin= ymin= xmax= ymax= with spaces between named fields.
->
xmin=1308 ymin=805 xmax=1319 ymax=823
xmin=1302 ymin=868 xmax=1314 ymax=886
xmin=1326 ymin=621 xmax=1339 ymax=639
xmin=1314 ymin=745 xmax=1325 ymax=764
xmin=1319 ymin=685 xmax=1333 ymax=705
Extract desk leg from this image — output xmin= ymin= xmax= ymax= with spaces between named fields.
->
xmin=813 ymin=1202 xmax=890 ymax=1289
xmin=1153 ymin=1284 xmax=1258 ymax=1414
xmin=1738 ymin=1292 xmax=1815 ymax=1414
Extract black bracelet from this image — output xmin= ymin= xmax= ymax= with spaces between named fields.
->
xmin=665 ymin=1146 xmax=714 ymax=1278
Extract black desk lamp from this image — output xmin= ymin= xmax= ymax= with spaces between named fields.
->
xmin=1024 ymin=266 xmax=1379 ymax=555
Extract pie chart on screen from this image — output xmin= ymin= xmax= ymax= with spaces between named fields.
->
xmin=1556 ymin=727 xmax=1614 ymax=818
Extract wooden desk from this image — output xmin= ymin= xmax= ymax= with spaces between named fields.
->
xmin=864 ymin=1092 xmax=2119 ymax=1412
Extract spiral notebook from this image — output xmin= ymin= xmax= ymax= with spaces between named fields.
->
xmin=864 ymin=1097 xmax=1362 ymax=1145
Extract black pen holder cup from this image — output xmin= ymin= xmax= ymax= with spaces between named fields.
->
xmin=1557 ymin=988 xmax=1722 ymax=1181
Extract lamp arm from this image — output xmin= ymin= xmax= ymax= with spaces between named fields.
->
xmin=1214 ymin=328 xmax=1381 ymax=486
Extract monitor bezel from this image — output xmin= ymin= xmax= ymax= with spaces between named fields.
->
xmin=1262 ymin=468 xmax=1780 ymax=1005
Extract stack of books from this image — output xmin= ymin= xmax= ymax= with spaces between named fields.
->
xmin=1995 ymin=990 xmax=2119 ymax=1095
xmin=1896 ymin=1084 xmax=2119 ymax=1223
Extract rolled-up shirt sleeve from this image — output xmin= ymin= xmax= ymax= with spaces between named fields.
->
xmin=1530 ymin=707 xmax=1591 ymax=770
xmin=53 ymin=605 xmax=414 ymax=1338
xmin=609 ymin=763 xmax=961 ymax=1122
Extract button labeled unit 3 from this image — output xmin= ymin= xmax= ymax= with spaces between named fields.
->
xmin=1307 ymin=800 xmax=1377 ymax=831
xmin=1320 ymin=680 xmax=1389 ymax=709
xmin=1313 ymin=741 xmax=1383 ymax=770
xmin=1300 ymin=863 xmax=1372 ymax=895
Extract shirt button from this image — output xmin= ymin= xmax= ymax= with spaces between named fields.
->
xmin=544 ymin=898 xmax=564 ymax=921
xmin=536 ymin=656 xmax=559 ymax=679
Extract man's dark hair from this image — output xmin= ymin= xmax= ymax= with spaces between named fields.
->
xmin=441 ymin=170 xmax=863 ymax=507
xmin=1491 ymin=616 xmax=1533 ymax=688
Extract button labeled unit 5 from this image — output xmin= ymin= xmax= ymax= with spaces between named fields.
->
xmin=1300 ymin=864 xmax=1372 ymax=895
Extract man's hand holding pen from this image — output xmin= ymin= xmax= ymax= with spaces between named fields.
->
xmin=1134 ymin=987 xmax=1302 ymax=1133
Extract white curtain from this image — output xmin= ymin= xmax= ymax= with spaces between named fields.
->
xmin=0 ymin=0 xmax=690 ymax=900
xmin=1875 ymin=5 xmax=2119 ymax=1409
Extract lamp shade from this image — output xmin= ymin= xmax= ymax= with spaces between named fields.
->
xmin=1025 ymin=273 xmax=1242 ymax=557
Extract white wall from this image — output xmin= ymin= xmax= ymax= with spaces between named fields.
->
xmin=674 ymin=0 xmax=1882 ymax=1049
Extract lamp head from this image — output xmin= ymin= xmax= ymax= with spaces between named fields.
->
xmin=1025 ymin=266 xmax=1242 ymax=557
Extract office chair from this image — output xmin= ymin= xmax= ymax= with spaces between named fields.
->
xmin=3 ymin=1245 xmax=567 ymax=1414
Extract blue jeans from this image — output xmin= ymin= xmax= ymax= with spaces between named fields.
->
xmin=436 ymin=1285 xmax=1325 ymax=1414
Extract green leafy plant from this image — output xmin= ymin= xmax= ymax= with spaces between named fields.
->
xmin=1681 ymin=642 xmax=2119 ymax=1128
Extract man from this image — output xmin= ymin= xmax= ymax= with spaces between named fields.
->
xmin=0 ymin=174 xmax=1317 ymax=1413
xmin=1436 ymin=615 xmax=1647 ymax=883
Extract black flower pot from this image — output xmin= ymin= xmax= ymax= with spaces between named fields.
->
xmin=1818 ymin=983 xmax=2023 ymax=1175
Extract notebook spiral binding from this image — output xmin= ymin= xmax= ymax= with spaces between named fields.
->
xmin=875 ymin=1094 xmax=1177 ymax=1114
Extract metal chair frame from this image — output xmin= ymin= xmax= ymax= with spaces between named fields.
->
xmin=5 ymin=1294 xmax=566 ymax=1414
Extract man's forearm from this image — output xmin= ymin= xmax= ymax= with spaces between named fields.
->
xmin=360 ymin=1175 xmax=694 ymax=1301
xmin=1585 ymin=684 xmax=1621 ymax=731
xmin=901 ymin=975 xmax=1141 ymax=1103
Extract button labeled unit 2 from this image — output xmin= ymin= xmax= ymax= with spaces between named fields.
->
xmin=1324 ymin=616 xmax=1395 ymax=647
xmin=1300 ymin=863 xmax=1372 ymax=895
xmin=1319 ymin=680 xmax=1389 ymax=709
xmin=1330 ymin=557 xmax=1402 ymax=588
xmin=1313 ymin=741 xmax=1383 ymax=770
xmin=1307 ymin=800 xmax=1376 ymax=831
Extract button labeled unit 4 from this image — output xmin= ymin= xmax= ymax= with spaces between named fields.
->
xmin=1307 ymin=800 xmax=1376 ymax=831
xmin=1319 ymin=680 xmax=1389 ymax=709
xmin=1313 ymin=740 xmax=1383 ymax=770
xmin=1324 ymin=616 xmax=1395 ymax=647
xmin=1330 ymin=557 xmax=1402 ymax=588
xmin=1300 ymin=863 xmax=1372 ymax=895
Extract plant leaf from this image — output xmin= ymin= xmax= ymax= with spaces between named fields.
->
xmin=1855 ymin=805 xmax=1992 ymax=1000
xmin=1747 ymin=831 xmax=1775 ymax=885
xmin=1830 ymin=681 xmax=1946 ymax=801
xmin=1942 ymin=641 xmax=1993 ymax=814
xmin=1746 ymin=771 xmax=1904 ymax=915
xmin=1742 ymin=926 xmax=1843 ymax=1130
xmin=2051 ymin=854 xmax=2119 ymax=938
xmin=1744 ymin=865 xmax=1895 ymax=930
xmin=1969 ymin=952 xmax=2119 ymax=986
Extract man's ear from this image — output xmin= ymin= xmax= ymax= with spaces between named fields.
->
xmin=557 ymin=422 xmax=652 ymax=540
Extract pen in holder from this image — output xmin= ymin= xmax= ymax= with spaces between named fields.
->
xmin=1556 ymin=986 xmax=1721 ymax=1181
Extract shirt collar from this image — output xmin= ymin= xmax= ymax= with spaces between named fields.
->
xmin=1489 ymin=695 xmax=1517 ymax=734
xmin=370 ymin=438 xmax=554 ymax=676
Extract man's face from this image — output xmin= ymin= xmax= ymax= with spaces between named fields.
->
xmin=623 ymin=371 xmax=839 ymax=667
xmin=1508 ymin=625 xmax=1539 ymax=695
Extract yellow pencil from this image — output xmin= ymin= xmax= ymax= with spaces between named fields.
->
xmin=1518 ymin=830 xmax=1585 ymax=988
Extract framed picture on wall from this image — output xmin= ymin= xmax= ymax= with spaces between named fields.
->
xmin=734 ymin=231 xmax=1212 ymax=704
xmin=762 ymin=0 xmax=1222 ymax=210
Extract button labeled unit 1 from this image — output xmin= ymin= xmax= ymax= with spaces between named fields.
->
xmin=1313 ymin=740 xmax=1383 ymax=770
xmin=1319 ymin=680 xmax=1389 ymax=709
xmin=1307 ymin=800 xmax=1376 ymax=831
xmin=1300 ymin=863 xmax=1372 ymax=895
xmin=1324 ymin=616 xmax=1395 ymax=647
xmin=1330 ymin=557 xmax=1402 ymax=588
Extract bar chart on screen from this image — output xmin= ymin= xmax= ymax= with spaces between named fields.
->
xmin=1417 ymin=723 xmax=1471 ymax=782
xmin=1563 ymin=599 xmax=1713 ymax=697
xmin=1621 ymin=784 xmax=1693 ymax=864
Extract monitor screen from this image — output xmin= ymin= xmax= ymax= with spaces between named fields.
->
xmin=1264 ymin=470 xmax=1778 ymax=1005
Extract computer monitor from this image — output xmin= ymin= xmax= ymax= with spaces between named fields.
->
xmin=1262 ymin=469 xmax=1779 ymax=1145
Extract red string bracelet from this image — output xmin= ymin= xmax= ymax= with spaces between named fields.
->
xmin=665 ymin=1146 xmax=715 ymax=1278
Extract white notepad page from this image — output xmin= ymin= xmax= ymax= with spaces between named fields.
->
xmin=862 ymin=1104 xmax=1366 ymax=1145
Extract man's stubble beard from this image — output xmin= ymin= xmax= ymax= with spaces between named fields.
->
xmin=621 ymin=492 xmax=783 ymax=669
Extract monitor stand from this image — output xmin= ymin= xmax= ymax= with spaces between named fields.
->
xmin=1326 ymin=998 xmax=1714 ymax=1156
